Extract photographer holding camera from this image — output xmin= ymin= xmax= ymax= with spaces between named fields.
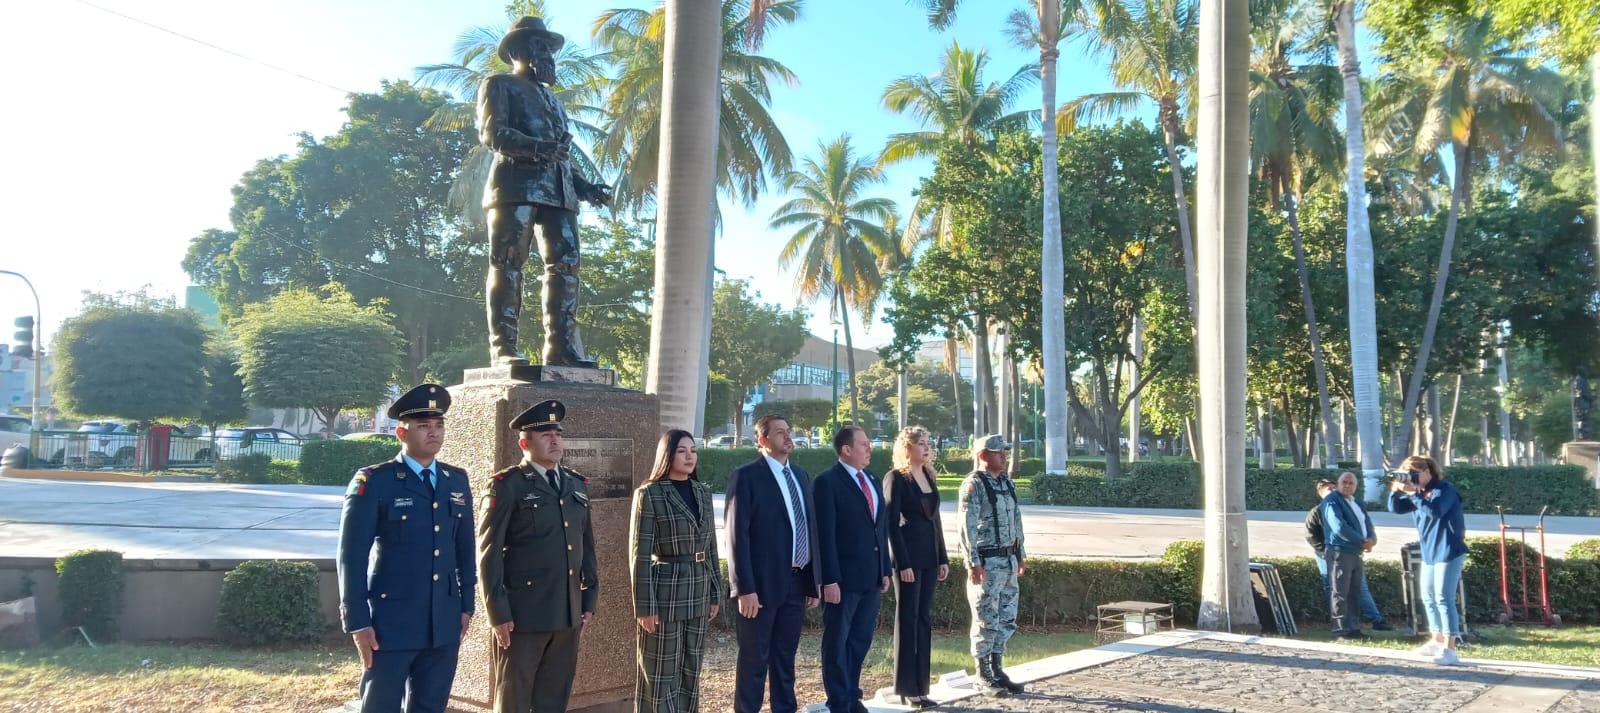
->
xmin=1388 ymin=455 xmax=1467 ymax=665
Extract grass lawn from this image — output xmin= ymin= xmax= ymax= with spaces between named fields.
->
xmin=0 ymin=637 xmax=360 ymax=712
xmin=934 ymin=474 xmax=1035 ymax=502
xmin=1294 ymin=625 xmax=1600 ymax=668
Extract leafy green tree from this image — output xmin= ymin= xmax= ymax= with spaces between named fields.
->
xmin=234 ymin=288 xmax=402 ymax=433
xmin=51 ymin=302 xmax=208 ymax=429
xmin=771 ymin=135 xmax=897 ymax=425
xmin=752 ymin=398 xmax=834 ymax=432
xmin=850 ymin=360 xmax=970 ymax=437
xmin=591 ymin=0 xmax=800 ymax=212
xmin=704 ymin=372 xmax=736 ymax=437
xmin=707 ymin=280 xmax=808 ymax=442
xmin=200 ymin=340 xmax=249 ymax=438
xmin=183 ymin=82 xmax=481 ymax=384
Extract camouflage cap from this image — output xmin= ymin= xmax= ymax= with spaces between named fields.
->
xmin=973 ymin=434 xmax=1012 ymax=457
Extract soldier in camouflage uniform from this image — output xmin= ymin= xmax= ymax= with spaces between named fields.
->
xmin=478 ymin=399 xmax=599 ymax=713
xmin=957 ymin=434 xmax=1026 ymax=696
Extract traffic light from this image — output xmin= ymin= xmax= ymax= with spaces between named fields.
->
xmin=12 ymin=316 xmax=33 ymax=360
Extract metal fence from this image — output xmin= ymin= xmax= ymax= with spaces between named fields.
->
xmin=25 ymin=431 xmax=305 ymax=469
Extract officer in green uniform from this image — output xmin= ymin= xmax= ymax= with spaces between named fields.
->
xmin=957 ymin=434 xmax=1026 ymax=696
xmin=478 ymin=399 xmax=598 ymax=713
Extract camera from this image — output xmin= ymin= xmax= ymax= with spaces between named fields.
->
xmin=1396 ymin=469 xmax=1422 ymax=485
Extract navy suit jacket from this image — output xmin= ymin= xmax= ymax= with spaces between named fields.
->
xmin=813 ymin=462 xmax=892 ymax=593
xmin=725 ymin=457 xmax=819 ymax=602
xmin=337 ymin=455 xmax=477 ymax=651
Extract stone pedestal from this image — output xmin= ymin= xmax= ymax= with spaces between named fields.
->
xmin=439 ymin=371 xmax=659 ymax=713
xmin=1562 ymin=441 xmax=1600 ymax=488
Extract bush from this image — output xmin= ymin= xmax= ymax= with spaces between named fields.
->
xmin=1567 ymin=538 xmax=1600 ymax=561
xmin=56 ymin=549 xmax=123 ymax=642
xmin=217 ymin=560 xmax=324 ymax=645
xmin=1029 ymin=464 xmax=1598 ymax=516
xmin=215 ymin=454 xmax=273 ymax=484
xmin=299 ymin=439 xmax=401 ymax=486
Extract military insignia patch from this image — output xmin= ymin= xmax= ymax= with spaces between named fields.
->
xmin=449 ymin=491 xmax=466 ymax=506
xmin=347 ymin=470 xmax=370 ymax=497
xmin=394 ymin=497 xmax=414 ymax=508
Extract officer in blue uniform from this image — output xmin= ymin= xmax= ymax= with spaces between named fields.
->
xmin=338 ymin=384 xmax=478 ymax=713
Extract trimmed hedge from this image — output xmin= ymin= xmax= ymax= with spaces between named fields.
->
xmin=703 ymin=537 xmax=1600 ymax=632
xmin=1031 ymin=463 xmax=1599 ymax=516
xmin=215 ymin=454 xmax=273 ymax=484
xmin=56 ymin=549 xmax=124 ymax=642
xmin=299 ymin=439 xmax=401 ymax=486
xmin=217 ymin=560 xmax=324 ymax=645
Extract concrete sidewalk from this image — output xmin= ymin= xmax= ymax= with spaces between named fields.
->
xmin=3 ymin=477 xmax=1593 ymax=561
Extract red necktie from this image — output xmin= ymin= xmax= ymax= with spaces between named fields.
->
xmin=855 ymin=470 xmax=876 ymax=519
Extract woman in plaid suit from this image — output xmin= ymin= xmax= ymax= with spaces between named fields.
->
xmin=630 ymin=429 xmax=723 ymax=712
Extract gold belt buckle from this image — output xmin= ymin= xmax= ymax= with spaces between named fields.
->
xmin=694 ymin=551 xmax=706 ymax=563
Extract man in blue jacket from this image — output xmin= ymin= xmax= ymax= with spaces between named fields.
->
xmin=1321 ymin=472 xmax=1375 ymax=639
xmin=337 ymin=384 xmax=477 ymax=712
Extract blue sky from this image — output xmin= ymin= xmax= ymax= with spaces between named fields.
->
xmin=0 ymin=0 xmax=1130 ymax=348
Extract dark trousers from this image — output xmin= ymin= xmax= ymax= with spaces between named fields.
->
xmin=492 ymin=627 xmax=580 ymax=713
xmin=892 ymin=567 xmax=936 ymax=697
xmin=485 ymin=204 xmax=584 ymax=363
xmin=820 ymin=588 xmax=882 ymax=713
xmin=359 ymin=642 xmax=460 ymax=713
xmin=734 ymin=569 xmax=808 ymax=713
xmin=1327 ymin=549 xmax=1364 ymax=634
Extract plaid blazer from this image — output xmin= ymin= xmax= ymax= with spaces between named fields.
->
xmin=629 ymin=478 xmax=724 ymax=622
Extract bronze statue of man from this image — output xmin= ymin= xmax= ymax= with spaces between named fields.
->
xmin=480 ymin=17 xmax=610 ymax=368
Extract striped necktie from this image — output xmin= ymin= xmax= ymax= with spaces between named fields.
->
xmin=781 ymin=465 xmax=809 ymax=567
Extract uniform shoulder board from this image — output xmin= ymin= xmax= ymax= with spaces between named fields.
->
xmin=491 ymin=465 xmax=517 ymax=481
xmin=563 ymin=466 xmax=588 ymax=483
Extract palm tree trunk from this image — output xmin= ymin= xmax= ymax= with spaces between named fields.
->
xmin=837 ymin=287 xmax=861 ymax=428
xmin=1334 ymin=0 xmax=1384 ymax=500
xmin=645 ymin=1 xmax=722 ymax=432
xmin=1285 ymin=195 xmax=1341 ymax=464
xmin=1426 ymin=382 xmax=1443 ymax=462
xmin=1443 ymin=373 xmax=1462 ymax=464
xmin=1195 ymin=0 xmax=1258 ymax=633
xmin=945 ymin=334 xmax=963 ymax=435
xmin=1039 ymin=0 xmax=1070 ymax=475
xmin=997 ymin=324 xmax=1012 ymax=440
xmin=1393 ymin=141 xmax=1471 ymax=465
xmin=1257 ymin=402 xmax=1275 ymax=469
xmin=1498 ymin=332 xmax=1513 ymax=466
xmin=1159 ymin=117 xmax=1200 ymax=321
xmin=897 ymin=367 xmax=908 ymax=432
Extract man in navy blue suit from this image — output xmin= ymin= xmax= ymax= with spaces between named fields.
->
xmin=337 ymin=384 xmax=477 ymax=713
xmin=725 ymin=414 xmax=820 ymax=713
xmin=814 ymin=425 xmax=892 ymax=713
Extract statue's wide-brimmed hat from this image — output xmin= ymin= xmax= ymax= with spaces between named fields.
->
xmin=498 ymin=16 xmax=565 ymax=63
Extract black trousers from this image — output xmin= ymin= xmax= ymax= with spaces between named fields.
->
xmin=820 ymin=588 xmax=881 ymax=713
xmin=733 ymin=569 xmax=807 ymax=713
xmin=492 ymin=627 xmax=580 ymax=713
xmin=359 ymin=642 xmax=459 ymax=713
xmin=892 ymin=567 xmax=937 ymax=697
xmin=1327 ymin=549 xmax=1364 ymax=634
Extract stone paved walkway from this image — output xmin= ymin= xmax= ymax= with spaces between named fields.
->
xmin=885 ymin=633 xmax=1600 ymax=713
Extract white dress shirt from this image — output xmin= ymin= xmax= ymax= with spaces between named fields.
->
xmin=764 ymin=454 xmax=809 ymax=567
xmin=838 ymin=460 xmax=882 ymax=514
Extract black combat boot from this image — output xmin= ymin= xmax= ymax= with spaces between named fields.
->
xmin=991 ymin=653 xmax=1025 ymax=694
xmin=975 ymin=656 xmax=1008 ymax=697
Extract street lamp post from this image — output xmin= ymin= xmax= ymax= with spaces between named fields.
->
xmin=0 ymin=270 xmax=43 ymax=440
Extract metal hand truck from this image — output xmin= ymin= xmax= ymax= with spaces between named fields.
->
xmin=1495 ymin=505 xmax=1560 ymax=626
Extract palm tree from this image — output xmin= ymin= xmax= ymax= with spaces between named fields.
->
xmin=1249 ymin=8 xmax=1344 ymax=465
xmin=1384 ymin=12 xmax=1565 ymax=465
xmin=1058 ymin=0 xmax=1200 ymax=321
xmin=415 ymin=0 xmax=609 ymax=223
xmin=591 ymin=0 xmax=799 ymax=214
xmin=771 ymin=135 xmax=898 ymax=426
xmin=645 ymin=0 xmax=791 ymax=432
xmin=880 ymin=41 xmax=1036 ymax=433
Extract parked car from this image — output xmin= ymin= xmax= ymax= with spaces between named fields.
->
xmin=213 ymin=428 xmax=305 ymax=461
xmin=0 ymin=414 xmax=32 ymax=455
xmin=341 ymin=431 xmax=399 ymax=443
xmin=791 ymin=435 xmax=811 ymax=449
xmin=708 ymin=435 xmax=737 ymax=449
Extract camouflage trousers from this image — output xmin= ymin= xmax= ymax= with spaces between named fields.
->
xmin=967 ymin=554 xmax=1019 ymax=657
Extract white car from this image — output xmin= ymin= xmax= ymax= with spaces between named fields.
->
xmin=213 ymin=428 xmax=305 ymax=461
xmin=341 ymin=431 xmax=399 ymax=443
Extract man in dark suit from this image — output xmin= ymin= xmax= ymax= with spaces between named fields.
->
xmin=725 ymin=414 xmax=819 ymax=713
xmin=337 ymin=384 xmax=476 ymax=713
xmin=814 ymin=425 xmax=892 ymax=713
xmin=479 ymin=16 xmax=611 ymax=367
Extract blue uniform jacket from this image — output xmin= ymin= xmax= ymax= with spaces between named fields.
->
xmin=337 ymin=455 xmax=477 ymax=651
xmin=1320 ymin=492 xmax=1371 ymax=554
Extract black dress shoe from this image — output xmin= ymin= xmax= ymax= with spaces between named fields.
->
xmin=1371 ymin=620 xmax=1395 ymax=631
xmin=899 ymin=696 xmax=937 ymax=709
xmin=850 ymin=701 xmax=870 ymax=713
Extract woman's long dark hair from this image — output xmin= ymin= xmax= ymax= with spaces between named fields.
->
xmin=647 ymin=429 xmax=698 ymax=482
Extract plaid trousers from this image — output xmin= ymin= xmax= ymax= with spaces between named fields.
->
xmin=635 ymin=614 xmax=709 ymax=713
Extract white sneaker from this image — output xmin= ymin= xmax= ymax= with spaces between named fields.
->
xmin=1411 ymin=641 xmax=1440 ymax=657
xmin=1432 ymin=648 xmax=1461 ymax=666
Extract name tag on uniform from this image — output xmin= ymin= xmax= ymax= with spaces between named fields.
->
xmin=394 ymin=497 xmax=414 ymax=508
xmin=449 ymin=492 xmax=466 ymax=506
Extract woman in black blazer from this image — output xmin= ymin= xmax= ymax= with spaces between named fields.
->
xmin=882 ymin=426 xmax=949 ymax=708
